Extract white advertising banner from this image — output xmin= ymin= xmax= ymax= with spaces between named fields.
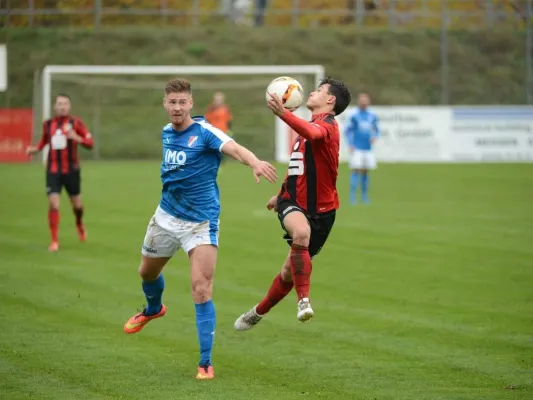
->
xmin=448 ymin=107 xmax=533 ymax=162
xmin=0 ymin=45 xmax=6 ymax=92
xmin=274 ymin=106 xmax=533 ymax=163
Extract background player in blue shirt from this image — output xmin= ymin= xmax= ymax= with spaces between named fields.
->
xmin=122 ymin=78 xmax=277 ymax=380
xmin=344 ymin=92 xmax=380 ymax=204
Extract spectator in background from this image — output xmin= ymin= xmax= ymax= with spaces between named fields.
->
xmin=220 ymin=0 xmax=253 ymax=25
xmin=255 ymin=0 xmax=268 ymax=26
xmin=205 ymin=92 xmax=233 ymax=137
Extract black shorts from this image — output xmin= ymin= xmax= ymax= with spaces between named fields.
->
xmin=46 ymin=170 xmax=81 ymax=196
xmin=277 ymin=198 xmax=336 ymax=258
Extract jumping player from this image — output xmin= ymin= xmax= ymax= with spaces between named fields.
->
xmin=344 ymin=92 xmax=380 ymax=204
xmin=26 ymin=94 xmax=94 ymax=252
xmin=234 ymin=77 xmax=351 ymax=330
xmin=122 ymin=78 xmax=277 ymax=380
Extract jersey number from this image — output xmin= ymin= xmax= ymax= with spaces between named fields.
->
xmin=288 ymin=151 xmax=304 ymax=176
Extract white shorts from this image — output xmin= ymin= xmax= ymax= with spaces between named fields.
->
xmin=141 ymin=206 xmax=219 ymax=258
xmin=349 ymin=150 xmax=377 ymax=170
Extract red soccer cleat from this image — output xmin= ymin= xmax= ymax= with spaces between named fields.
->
xmin=77 ymin=225 xmax=87 ymax=242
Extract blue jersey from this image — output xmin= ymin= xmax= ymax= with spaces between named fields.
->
xmin=344 ymin=108 xmax=380 ymax=151
xmin=158 ymin=117 xmax=233 ymax=223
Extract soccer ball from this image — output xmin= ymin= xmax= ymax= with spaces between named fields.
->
xmin=266 ymin=76 xmax=305 ymax=112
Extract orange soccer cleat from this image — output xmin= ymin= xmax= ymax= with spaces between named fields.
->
xmin=123 ymin=304 xmax=167 ymax=334
xmin=196 ymin=365 xmax=215 ymax=380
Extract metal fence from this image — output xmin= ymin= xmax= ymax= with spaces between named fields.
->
xmin=1 ymin=0 xmax=532 ymax=104
xmin=1 ymin=1 xmax=530 ymax=29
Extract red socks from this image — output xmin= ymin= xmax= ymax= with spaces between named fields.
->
xmin=48 ymin=208 xmax=59 ymax=242
xmin=256 ymin=274 xmax=294 ymax=315
xmin=73 ymin=207 xmax=84 ymax=227
xmin=289 ymin=244 xmax=312 ymax=301
xmin=255 ymin=244 xmax=312 ymax=316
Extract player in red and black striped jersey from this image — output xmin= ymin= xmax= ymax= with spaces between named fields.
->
xmin=26 ymin=94 xmax=94 ymax=252
xmin=235 ymin=77 xmax=352 ymax=330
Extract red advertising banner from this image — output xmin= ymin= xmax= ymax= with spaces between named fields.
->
xmin=0 ymin=109 xmax=33 ymax=163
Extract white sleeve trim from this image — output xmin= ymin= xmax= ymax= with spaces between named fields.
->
xmin=198 ymin=120 xmax=234 ymax=153
xmin=219 ymin=138 xmax=235 ymax=153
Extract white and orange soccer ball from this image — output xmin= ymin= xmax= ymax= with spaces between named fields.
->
xmin=265 ymin=76 xmax=305 ymax=112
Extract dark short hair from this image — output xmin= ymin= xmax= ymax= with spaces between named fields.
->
xmin=320 ymin=77 xmax=351 ymax=116
xmin=165 ymin=78 xmax=192 ymax=95
xmin=55 ymin=93 xmax=71 ymax=101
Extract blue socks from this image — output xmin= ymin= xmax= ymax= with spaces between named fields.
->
xmin=350 ymin=172 xmax=370 ymax=204
xmin=195 ymin=300 xmax=216 ymax=367
xmin=361 ymin=174 xmax=369 ymax=203
xmin=350 ymin=171 xmax=359 ymax=204
xmin=142 ymin=274 xmax=165 ymax=315
xmin=142 ymin=276 xmax=216 ymax=367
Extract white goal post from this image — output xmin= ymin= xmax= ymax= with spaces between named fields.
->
xmin=40 ymin=64 xmax=325 ymax=163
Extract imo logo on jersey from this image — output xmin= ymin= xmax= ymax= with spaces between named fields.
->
xmin=164 ymin=149 xmax=187 ymax=171
xmin=187 ymin=136 xmax=198 ymax=148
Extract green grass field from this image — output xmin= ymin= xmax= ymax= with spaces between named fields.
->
xmin=1 ymin=161 xmax=532 ymax=400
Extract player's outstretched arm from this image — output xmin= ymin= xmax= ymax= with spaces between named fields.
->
xmin=221 ymin=141 xmax=278 ymax=184
xmin=267 ymin=93 xmax=327 ymax=140
xmin=26 ymin=122 xmax=49 ymax=155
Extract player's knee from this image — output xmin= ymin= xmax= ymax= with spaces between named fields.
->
xmin=191 ymin=277 xmax=213 ymax=303
xmin=291 ymin=226 xmax=311 ymax=247
xmin=138 ymin=263 xmax=159 ymax=281
xmin=48 ymin=197 xmax=60 ymax=210
xmin=70 ymin=196 xmax=83 ymax=208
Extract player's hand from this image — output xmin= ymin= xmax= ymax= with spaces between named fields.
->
xmin=66 ymin=129 xmax=82 ymax=143
xmin=252 ymin=160 xmax=277 ymax=184
xmin=25 ymin=145 xmax=38 ymax=155
xmin=267 ymin=93 xmax=287 ymax=117
xmin=266 ymin=195 xmax=278 ymax=212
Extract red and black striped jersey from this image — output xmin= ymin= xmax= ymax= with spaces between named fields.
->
xmin=37 ymin=116 xmax=93 ymax=174
xmin=278 ymin=112 xmax=340 ymax=215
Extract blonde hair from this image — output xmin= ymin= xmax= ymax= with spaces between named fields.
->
xmin=165 ymin=78 xmax=192 ymax=95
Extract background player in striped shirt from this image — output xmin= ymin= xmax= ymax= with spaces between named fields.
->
xmin=344 ymin=92 xmax=380 ymax=204
xmin=26 ymin=94 xmax=94 ymax=252
xmin=234 ymin=77 xmax=351 ymax=330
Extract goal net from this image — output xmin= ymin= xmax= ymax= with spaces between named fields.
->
xmin=37 ymin=65 xmax=325 ymax=162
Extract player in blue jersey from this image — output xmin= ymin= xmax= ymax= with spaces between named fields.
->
xmin=344 ymin=92 xmax=380 ymax=204
xmin=123 ymin=78 xmax=277 ymax=380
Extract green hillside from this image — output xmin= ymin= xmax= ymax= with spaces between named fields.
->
xmin=0 ymin=27 xmax=527 ymax=158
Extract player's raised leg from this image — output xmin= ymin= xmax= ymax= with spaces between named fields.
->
xmin=124 ymin=255 xmax=168 ymax=334
xmin=124 ymin=217 xmax=175 ymax=334
xmin=47 ymin=192 xmax=61 ymax=252
xmin=188 ymin=244 xmax=217 ymax=380
xmin=234 ymin=253 xmax=293 ymax=331
xmin=282 ymin=211 xmax=314 ymax=322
